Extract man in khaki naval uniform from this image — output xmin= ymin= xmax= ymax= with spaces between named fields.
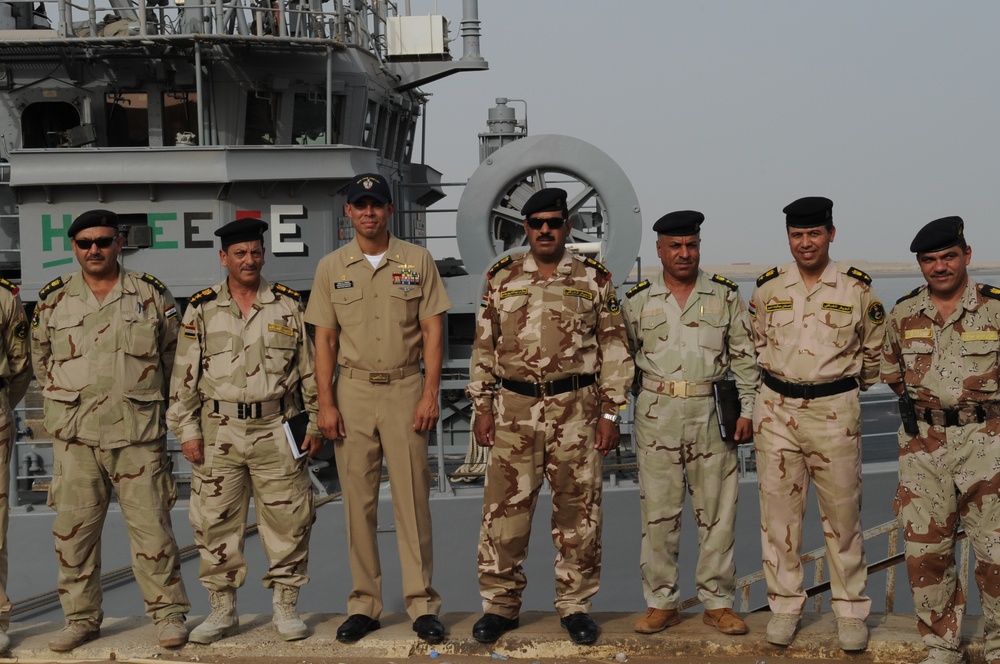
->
xmin=882 ymin=217 xmax=1000 ymax=664
xmin=467 ymin=188 xmax=633 ymax=646
xmin=167 ymin=218 xmax=322 ymax=644
xmin=0 ymin=278 xmax=31 ymax=654
xmin=748 ymin=196 xmax=884 ymax=651
xmin=30 ymin=209 xmax=190 ymax=652
xmin=623 ymin=211 xmax=758 ymax=636
xmin=306 ymin=173 xmax=450 ymax=644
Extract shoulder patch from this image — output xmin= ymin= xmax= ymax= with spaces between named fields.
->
xmin=582 ymin=257 xmax=611 ymax=278
xmin=846 ymin=266 xmax=872 ymax=284
xmin=272 ymin=282 xmax=301 ymax=301
xmin=139 ymin=273 xmax=167 ymax=293
xmin=981 ymin=284 xmax=1000 ymax=301
xmin=896 ymin=286 xmax=923 ymax=305
xmin=867 ymin=301 xmax=886 ymax=325
xmin=487 ymin=255 xmax=515 ymax=279
xmin=711 ymin=274 xmax=739 ymax=291
xmin=38 ymin=277 xmax=65 ymax=301
xmin=0 ymin=278 xmax=18 ymax=296
xmin=626 ymin=280 xmax=651 ymax=299
xmin=756 ymin=267 xmax=779 ymax=287
xmin=188 ymin=287 xmax=218 ymax=308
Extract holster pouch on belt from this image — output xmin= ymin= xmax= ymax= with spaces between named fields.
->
xmin=898 ymin=391 xmax=920 ymax=436
xmin=712 ymin=379 xmax=743 ymax=443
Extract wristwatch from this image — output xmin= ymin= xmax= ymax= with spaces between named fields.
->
xmin=601 ymin=412 xmax=621 ymax=425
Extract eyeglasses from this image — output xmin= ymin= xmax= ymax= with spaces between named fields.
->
xmin=74 ymin=236 xmax=117 ymax=250
xmin=526 ymin=217 xmax=566 ymax=230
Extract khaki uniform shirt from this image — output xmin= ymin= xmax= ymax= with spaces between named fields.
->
xmin=623 ymin=270 xmax=759 ymax=417
xmin=881 ymin=279 xmax=1000 ymax=408
xmin=748 ymin=261 xmax=884 ymax=388
xmin=0 ymin=280 xmax=32 ymax=407
xmin=305 ymin=235 xmax=451 ymax=370
xmin=30 ymin=269 xmax=179 ymax=448
xmin=467 ymin=251 xmax=633 ymax=417
xmin=167 ymin=277 xmax=320 ymax=442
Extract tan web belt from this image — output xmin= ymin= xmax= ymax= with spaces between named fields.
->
xmin=339 ymin=364 xmax=422 ymax=384
xmin=640 ymin=377 xmax=714 ymax=398
xmin=212 ymin=398 xmax=284 ymax=420
xmin=915 ymin=403 xmax=1000 ymax=428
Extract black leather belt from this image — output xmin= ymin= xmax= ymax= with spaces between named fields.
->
xmin=915 ymin=403 xmax=1000 ymax=428
xmin=762 ymin=371 xmax=857 ymax=400
xmin=497 ymin=374 xmax=596 ymax=398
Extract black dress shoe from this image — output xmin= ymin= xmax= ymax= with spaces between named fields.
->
xmin=412 ymin=614 xmax=445 ymax=643
xmin=336 ymin=614 xmax=380 ymax=643
xmin=472 ymin=613 xmax=519 ymax=643
xmin=560 ymin=612 xmax=599 ymax=645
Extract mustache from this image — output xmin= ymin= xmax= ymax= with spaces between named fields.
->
xmin=537 ymin=234 xmax=554 ymax=241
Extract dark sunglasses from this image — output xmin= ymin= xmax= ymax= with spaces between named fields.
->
xmin=74 ymin=236 xmax=117 ymax=250
xmin=526 ymin=217 xmax=566 ymax=230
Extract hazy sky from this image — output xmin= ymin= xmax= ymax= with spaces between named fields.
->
xmin=415 ymin=0 xmax=1000 ymax=271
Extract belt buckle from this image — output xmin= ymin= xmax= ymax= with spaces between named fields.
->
xmin=369 ymin=372 xmax=390 ymax=384
xmin=538 ymin=382 xmax=548 ymax=398
xmin=670 ymin=381 xmax=687 ymax=398
xmin=237 ymin=402 xmax=249 ymax=419
xmin=800 ymin=384 xmax=816 ymax=400
xmin=944 ymin=409 xmax=960 ymax=428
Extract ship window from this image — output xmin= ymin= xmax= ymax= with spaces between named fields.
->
xmin=292 ymin=92 xmax=326 ymax=145
xmin=362 ymin=100 xmax=378 ymax=147
xmin=106 ymin=92 xmax=149 ymax=147
xmin=401 ymin=117 xmax=416 ymax=163
xmin=374 ymin=104 xmax=389 ymax=154
xmin=245 ymin=91 xmax=278 ymax=145
xmin=382 ymin=111 xmax=398 ymax=161
xmin=163 ymin=91 xmax=198 ymax=146
xmin=20 ymin=101 xmax=81 ymax=149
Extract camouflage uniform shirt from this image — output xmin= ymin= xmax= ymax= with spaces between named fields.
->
xmin=0 ymin=279 xmax=32 ymax=409
xmin=467 ymin=252 xmax=632 ymax=415
xmin=31 ymin=269 xmax=179 ymax=448
xmin=167 ymin=277 xmax=319 ymax=439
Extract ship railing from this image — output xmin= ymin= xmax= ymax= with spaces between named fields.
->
xmin=676 ymin=517 xmax=970 ymax=616
xmin=0 ymin=0 xmax=399 ymax=49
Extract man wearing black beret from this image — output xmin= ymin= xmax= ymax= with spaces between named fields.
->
xmin=623 ymin=210 xmax=758 ymax=637
xmin=168 ymin=218 xmax=322 ymax=644
xmin=467 ymin=187 xmax=633 ymax=645
xmin=882 ymin=217 xmax=1000 ymax=664
xmin=748 ymin=197 xmax=884 ymax=651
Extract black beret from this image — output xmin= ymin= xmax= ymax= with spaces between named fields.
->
xmin=347 ymin=172 xmax=392 ymax=204
xmin=67 ymin=209 xmax=119 ymax=238
xmin=783 ymin=196 xmax=833 ymax=228
xmin=909 ymin=216 xmax=965 ymax=254
xmin=521 ymin=188 xmax=569 ymax=219
xmin=653 ymin=210 xmax=704 ymax=236
xmin=215 ymin=218 xmax=268 ymax=249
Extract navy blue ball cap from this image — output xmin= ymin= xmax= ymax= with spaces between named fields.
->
xmin=347 ymin=172 xmax=392 ymax=204
xmin=910 ymin=216 xmax=965 ymax=254
xmin=783 ymin=196 xmax=833 ymax=228
xmin=521 ymin=187 xmax=569 ymax=219
xmin=215 ymin=218 xmax=268 ymax=248
xmin=68 ymin=209 xmax=119 ymax=238
xmin=652 ymin=210 xmax=704 ymax=236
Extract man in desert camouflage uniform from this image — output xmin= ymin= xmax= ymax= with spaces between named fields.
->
xmin=30 ymin=209 xmax=190 ymax=652
xmin=623 ymin=210 xmax=758 ymax=637
xmin=0 ymin=277 xmax=31 ymax=654
xmin=467 ymin=187 xmax=633 ymax=646
xmin=748 ymin=196 xmax=884 ymax=651
xmin=167 ymin=218 xmax=321 ymax=644
xmin=882 ymin=216 xmax=1000 ymax=664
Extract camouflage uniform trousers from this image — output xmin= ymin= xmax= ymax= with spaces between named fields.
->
xmin=334 ymin=372 xmax=440 ymax=620
xmin=478 ymin=385 xmax=603 ymax=619
xmin=635 ymin=390 xmax=739 ymax=611
xmin=753 ymin=385 xmax=871 ymax=619
xmin=47 ymin=437 xmax=190 ymax=625
xmin=895 ymin=418 xmax=1000 ymax=661
xmin=190 ymin=410 xmax=314 ymax=591
xmin=0 ymin=395 xmax=14 ymax=630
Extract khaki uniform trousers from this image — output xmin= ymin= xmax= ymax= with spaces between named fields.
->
xmin=47 ymin=438 xmax=190 ymax=624
xmin=335 ymin=371 xmax=440 ymax=620
xmin=0 ymin=394 xmax=13 ymax=630
xmin=753 ymin=385 xmax=870 ymax=619
xmin=896 ymin=418 xmax=1000 ymax=661
xmin=190 ymin=410 xmax=314 ymax=591
xmin=635 ymin=390 xmax=739 ymax=611
xmin=478 ymin=385 xmax=603 ymax=619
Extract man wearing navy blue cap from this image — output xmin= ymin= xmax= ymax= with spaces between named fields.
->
xmin=882 ymin=217 xmax=1000 ymax=664
xmin=307 ymin=173 xmax=450 ymax=644
xmin=748 ymin=197 xmax=884 ymax=651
